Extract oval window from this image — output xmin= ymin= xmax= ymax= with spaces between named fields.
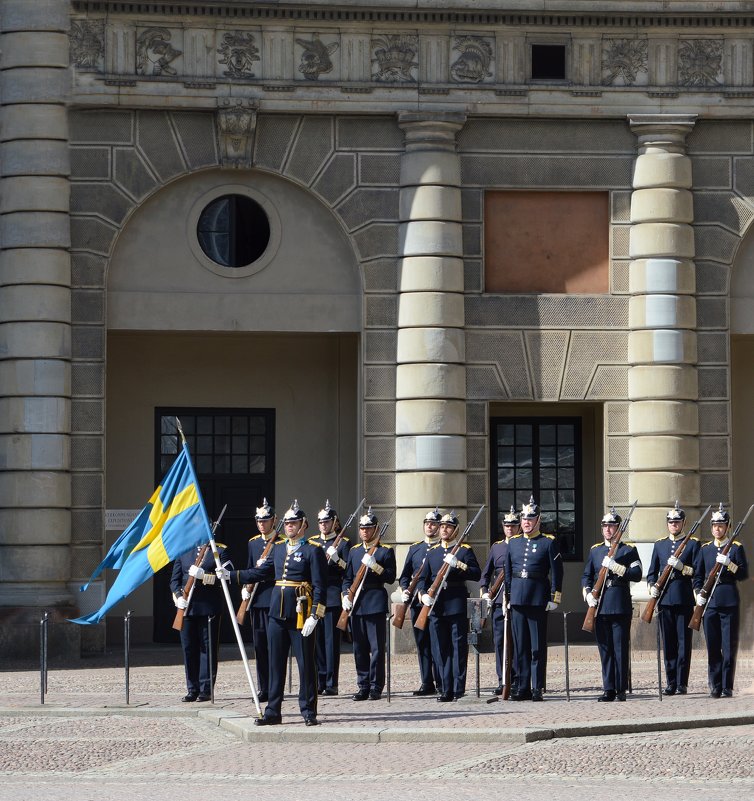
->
xmin=196 ymin=194 xmax=271 ymax=268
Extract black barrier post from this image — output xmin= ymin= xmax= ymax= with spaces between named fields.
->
xmin=40 ymin=611 xmax=49 ymax=704
xmin=656 ymin=618 xmax=663 ymax=702
xmin=628 ymin=630 xmax=633 ymax=695
xmin=386 ymin=612 xmax=392 ymax=703
xmin=563 ymin=611 xmax=570 ymax=702
xmin=124 ymin=610 xmax=131 ymax=705
xmin=208 ymin=615 xmax=215 ymax=704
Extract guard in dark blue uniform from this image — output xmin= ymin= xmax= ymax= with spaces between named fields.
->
xmin=646 ymin=501 xmax=700 ymax=695
xmin=582 ymin=508 xmax=642 ymax=702
xmin=417 ymin=511 xmax=482 ymax=702
xmin=309 ymin=500 xmax=350 ymax=696
xmin=220 ymin=500 xmax=327 ymax=726
xmin=240 ymin=498 xmax=277 ymax=703
xmin=342 ymin=507 xmax=396 ymax=701
xmin=480 ymin=505 xmax=520 ymax=696
xmin=504 ymin=497 xmax=563 ymax=701
xmin=398 ymin=507 xmax=441 ymax=696
xmin=693 ymin=504 xmax=749 ymax=698
xmin=171 ymin=542 xmax=231 ymax=702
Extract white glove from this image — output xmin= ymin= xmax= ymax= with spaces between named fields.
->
xmin=241 ymin=587 xmax=252 ymax=601
xmin=215 ymin=566 xmax=230 ymax=581
xmin=649 ymin=585 xmax=660 ymax=598
xmin=255 ymin=557 xmax=267 ymax=567
xmin=341 ymin=595 xmax=353 ymax=611
xmin=361 ymin=553 xmax=377 ymax=570
xmin=174 ymin=594 xmax=188 ymax=609
xmin=201 ymin=573 xmax=216 ymax=585
xmin=667 ymin=555 xmax=682 ymax=570
xmin=401 ymin=589 xmax=411 ymax=603
xmin=301 ymin=616 xmax=318 ymax=637
xmin=481 ymin=592 xmax=491 ymax=602
xmin=695 ymin=592 xmax=707 ymax=606
xmin=716 ymin=552 xmax=732 ymax=567
xmin=587 ymin=593 xmax=599 ymax=608
xmin=326 ymin=545 xmax=338 ymax=558
xmin=546 ymin=601 xmax=558 ymax=612
xmin=602 ymin=556 xmax=626 ymax=576
xmin=188 ymin=565 xmax=205 ymax=580
xmin=443 ymin=553 xmax=459 ymax=569
xmin=421 ymin=593 xmax=435 ymax=607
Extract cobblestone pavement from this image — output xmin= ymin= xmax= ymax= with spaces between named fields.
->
xmin=1 ymin=647 xmax=753 ymax=800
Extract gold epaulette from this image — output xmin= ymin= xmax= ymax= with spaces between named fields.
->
xmin=381 ymin=543 xmax=393 ymax=549
xmin=411 ymin=540 xmax=423 ymax=546
xmin=509 ymin=533 xmax=523 ymax=540
xmin=702 ymin=540 xmax=713 ymax=547
xmin=216 ymin=542 xmax=227 ymax=549
xmin=492 ymin=539 xmax=504 ymax=545
xmin=309 ymin=539 xmax=323 ymax=548
xmin=458 ymin=543 xmax=471 ymax=549
xmin=734 ymin=540 xmax=743 ymax=546
xmin=591 ymin=542 xmax=604 ymax=549
xmin=542 ymin=533 xmax=555 ymax=540
xmin=691 ymin=536 xmax=701 ymax=542
xmin=249 ymin=534 xmax=262 ymax=542
xmin=428 ymin=543 xmax=442 ymax=551
xmin=623 ymin=540 xmax=634 ymax=547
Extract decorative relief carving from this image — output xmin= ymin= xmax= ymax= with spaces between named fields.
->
xmin=70 ymin=19 xmax=105 ymax=71
xmin=602 ymin=39 xmax=648 ymax=86
xmin=136 ymin=28 xmax=181 ymax=76
xmin=678 ymin=39 xmax=723 ymax=86
xmin=450 ymin=36 xmax=493 ymax=83
xmin=218 ymin=31 xmax=260 ymax=78
xmin=216 ymin=98 xmax=258 ymax=169
xmin=296 ymin=33 xmax=339 ymax=80
xmin=371 ymin=34 xmax=418 ymax=82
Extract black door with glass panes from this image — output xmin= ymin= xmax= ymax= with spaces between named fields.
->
xmin=152 ymin=408 xmax=275 ymax=643
xmin=490 ymin=418 xmax=582 ymax=560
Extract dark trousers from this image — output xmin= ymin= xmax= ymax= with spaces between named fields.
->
xmin=511 ymin=605 xmax=547 ymax=692
xmin=351 ymin=612 xmax=386 ymax=692
xmin=429 ymin=612 xmax=469 ymax=696
xmin=315 ymin=605 xmax=342 ymax=691
xmin=266 ymin=616 xmax=317 ymax=720
xmin=658 ymin=604 xmax=694 ymax=688
xmin=180 ymin=614 xmax=221 ymax=696
xmin=492 ymin=605 xmax=517 ymax=687
xmin=595 ymin=613 xmax=631 ymax=693
xmin=250 ymin=606 xmax=270 ymax=696
xmin=703 ymin=606 xmax=740 ymax=692
xmin=410 ymin=604 xmax=437 ymax=690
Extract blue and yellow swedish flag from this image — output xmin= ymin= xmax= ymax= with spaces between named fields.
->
xmin=71 ymin=443 xmax=213 ymax=625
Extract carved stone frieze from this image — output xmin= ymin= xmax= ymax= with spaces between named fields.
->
xmin=450 ymin=36 xmax=493 ymax=83
xmin=678 ymin=39 xmax=723 ymax=86
xmin=217 ymin=31 xmax=260 ymax=78
xmin=216 ymin=98 xmax=258 ymax=168
xmin=602 ymin=38 xmax=648 ymax=86
xmin=371 ymin=34 xmax=419 ymax=82
xmin=296 ymin=33 xmax=339 ymax=80
xmin=136 ymin=28 xmax=182 ymax=77
xmin=70 ymin=19 xmax=105 ymax=71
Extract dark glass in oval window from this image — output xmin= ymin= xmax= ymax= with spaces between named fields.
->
xmin=197 ymin=195 xmax=271 ymax=268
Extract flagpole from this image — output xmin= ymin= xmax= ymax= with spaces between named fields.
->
xmin=176 ymin=417 xmax=262 ymax=718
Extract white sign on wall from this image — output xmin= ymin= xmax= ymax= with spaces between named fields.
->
xmin=105 ymin=509 xmax=141 ymax=530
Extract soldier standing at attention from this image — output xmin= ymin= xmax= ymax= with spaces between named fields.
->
xmin=310 ymin=500 xmax=350 ymax=696
xmin=398 ymin=507 xmax=442 ymax=696
xmin=342 ymin=508 xmax=396 ymax=701
xmin=218 ymin=500 xmax=327 ymax=726
xmin=582 ymin=508 xmax=642 ymax=702
xmin=693 ymin=503 xmax=749 ymax=698
xmin=646 ymin=501 xmax=700 ymax=695
xmin=480 ymin=505 xmax=520 ymax=696
xmin=504 ymin=497 xmax=562 ymax=701
xmin=172 ymin=542 xmax=231 ymax=702
xmin=240 ymin=499 xmax=277 ymax=702
xmin=417 ymin=511 xmax=482 ymax=702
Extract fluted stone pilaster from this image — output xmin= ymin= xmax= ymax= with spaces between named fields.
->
xmin=395 ymin=113 xmax=467 ymax=541
xmin=626 ymin=115 xmax=699 ymax=551
xmin=0 ymin=1 xmax=73 ymax=620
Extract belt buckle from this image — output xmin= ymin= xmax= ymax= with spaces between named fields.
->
xmin=520 ymin=569 xmax=528 ymax=579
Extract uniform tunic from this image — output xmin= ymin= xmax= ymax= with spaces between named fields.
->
xmin=232 ymin=538 xmax=327 ymax=722
xmin=504 ymin=532 xmax=563 ymax=695
xmin=646 ymin=534 xmax=701 ymax=689
xmin=245 ymin=533 xmax=276 ymax=697
xmin=693 ymin=538 xmax=749 ymax=693
xmin=342 ymin=541 xmax=397 ymax=693
xmin=581 ymin=540 xmax=642 ymax=695
xmin=480 ymin=539 xmax=512 ymax=687
xmin=417 ymin=540 xmax=482 ymax=697
xmin=398 ymin=539 xmax=438 ymax=691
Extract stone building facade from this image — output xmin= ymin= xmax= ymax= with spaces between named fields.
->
xmin=1 ymin=0 xmax=754 ymax=655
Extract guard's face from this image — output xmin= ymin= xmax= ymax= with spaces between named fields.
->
xmin=359 ymin=525 xmax=377 ymax=543
xmin=711 ymin=522 xmax=729 ymax=541
xmin=521 ymin=517 xmax=538 ymax=534
xmin=256 ymin=518 xmax=274 ymax=536
xmin=424 ymin=520 xmax=440 ymax=539
xmin=439 ymin=523 xmax=457 ymax=541
xmin=666 ymin=519 xmax=684 ymax=537
xmin=318 ymin=518 xmax=334 ymax=535
xmin=503 ymin=522 xmax=520 ymax=539
xmin=602 ymin=522 xmax=619 ymax=542
xmin=284 ymin=519 xmax=304 ymax=539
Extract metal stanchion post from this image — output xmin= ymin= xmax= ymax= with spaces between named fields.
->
xmin=627 ymin=630 xmax=633 ymax=695
xmin=208 ymin=616 xmax=214 ymax=704
xmin=40 ymin=611 xmax=49 ymax=705
xmin=386 ymin=612 xmax=391 ymax=703
xmin=656 ymin=617 xmax=663 ymax=702
xmin=563 ymin=611 xmax=570 ymax=702
xmin=124 ymin=610 xmax=131 ymax=705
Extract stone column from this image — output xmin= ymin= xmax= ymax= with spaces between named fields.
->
xmin=0 ymin=0 xmax=76 ymax=654
xmin=395 ymin=113 xmax=467 ymax=556
xmin=627 ymin=114 xmax=699 ymax=574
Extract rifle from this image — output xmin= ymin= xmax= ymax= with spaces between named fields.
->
xmin=392 ymin=557 xmax=425 ymax=630
xmin=172 ymin=504 xmax=228 ymax=631
xmin=481 ymin=562 xmax=506 ymax=630
xmin=326 ymin=497 xmax=365 ymax=564
xmin=336 ymin=512 xmax=393 ymax=632
xmin=689 ymin=503 xmax=754 ymax=631
xmin=414 ymin=505 xmax=485 ymax=632
xmin=641 ymin=504 xmax=711 ymax=624
xmin=235 ymin=517 xmax=284 ymax=624
xmin=500 ymin=586 xmax=513 ymax=700
xmin=582 ymin=500 xmax=638 ymax=634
